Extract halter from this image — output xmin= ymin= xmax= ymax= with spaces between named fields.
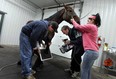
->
xmin=62 ymin=7 xmax=80 ymax=24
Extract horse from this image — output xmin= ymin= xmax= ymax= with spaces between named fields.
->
xmin=32 ymin=5 xmax=81 ymax=70
xmin=44 ymin=5 xmax=80 ymax=43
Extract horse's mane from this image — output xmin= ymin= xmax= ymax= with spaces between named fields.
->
xmin=44 ymin=9 xmax=64 ymax=24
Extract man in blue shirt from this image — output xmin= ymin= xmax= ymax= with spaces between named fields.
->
xmin=20 ymin=20 xmax=58 ymax=79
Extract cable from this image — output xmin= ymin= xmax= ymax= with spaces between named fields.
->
xmin=0 ymin=62 xmax=17 ymax=72
xmin=73 ymin=0 xmax=77 ymax=9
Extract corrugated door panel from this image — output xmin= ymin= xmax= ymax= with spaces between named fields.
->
xmin=0 ymin=0 xmax=37 ymax=45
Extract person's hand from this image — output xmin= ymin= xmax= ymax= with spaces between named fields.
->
xmin=65 ymin=40 xmax=70 ymax=45
xmin=70 ymin=18 xmax=74 ymax=22
xmin=33 ymin=47 xmax=38 ymax=51
xmin=33 ymin=47 xmax=39 ymax=53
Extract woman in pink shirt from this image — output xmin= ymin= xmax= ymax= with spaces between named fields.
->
xmin=71 ymin=13 xmax=101 ymax=79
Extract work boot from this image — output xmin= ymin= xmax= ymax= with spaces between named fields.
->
xmin=23 ymin=74 xmax=35 ymax=79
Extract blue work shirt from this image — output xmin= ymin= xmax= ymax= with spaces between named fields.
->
xmin=21 ymin=20 xmax=49 ymax=48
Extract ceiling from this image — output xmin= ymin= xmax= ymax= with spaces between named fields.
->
xmin=23 ymin=0 xmax=82 ymax=9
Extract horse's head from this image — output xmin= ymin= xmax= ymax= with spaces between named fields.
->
xmin=44 ymin=5 xmax=80 ymax=44
xmin=63 ymin=5 xmax=80 ymax=24
xmin=45 ymin=5 xmax=80 ymax=24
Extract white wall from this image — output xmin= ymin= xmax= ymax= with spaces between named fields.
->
xmin=0 ymin=0 xmax=4 ymax=10
xmin=0 ymin=0 xmax=38 ymax=45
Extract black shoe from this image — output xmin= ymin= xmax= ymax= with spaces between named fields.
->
xmin=32 ymin=64 xmax=44 ymax=72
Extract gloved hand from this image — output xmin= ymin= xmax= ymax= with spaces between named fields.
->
xmin=33 ymin=49 xmax=39 ymax=56
xmin=65 ymin=40 xmax=70 ymax=45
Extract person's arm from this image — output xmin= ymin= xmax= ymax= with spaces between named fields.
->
xmin=71 ymin=19 xmax=91 ymax=33
xmin=43 ymin=33 xmax=54 ymax=46
xmin=30 ymin=26 xmax=45 ymax=49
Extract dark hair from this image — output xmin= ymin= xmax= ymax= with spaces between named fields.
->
xmin=61 ymin=25 xmax=70 ymax=31
xmin=92 ymin=13 xmax=101 ymax=27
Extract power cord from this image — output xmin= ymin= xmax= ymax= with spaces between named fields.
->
xmin=0 ymin=62 xmax=17 ymax=72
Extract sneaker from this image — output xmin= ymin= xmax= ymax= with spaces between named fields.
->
xmin=71 ymin=72 xmax=80 ymax=78
xmin=64 ymin=68 xmax=73 ymax=75
xmin=23 ymin=74 xmax=35 ymax=79
xmin=64 ymin=68 xmax=71 ymax=72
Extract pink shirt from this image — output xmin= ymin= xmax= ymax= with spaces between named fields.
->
xmin=71 ymin=19 xmax=99 ymax=52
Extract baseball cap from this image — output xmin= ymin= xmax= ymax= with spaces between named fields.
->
xmin=50 ymin=21 xmax=58 ymax=33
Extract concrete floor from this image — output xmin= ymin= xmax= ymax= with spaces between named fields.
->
xmin=0 ymin=45 xmax=116 ymax=79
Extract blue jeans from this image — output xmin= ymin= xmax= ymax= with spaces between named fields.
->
xmin=81 ymin=50 xmax=99 ymax=79
xmin=20 ymin=32 xmax=33 ymax=76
